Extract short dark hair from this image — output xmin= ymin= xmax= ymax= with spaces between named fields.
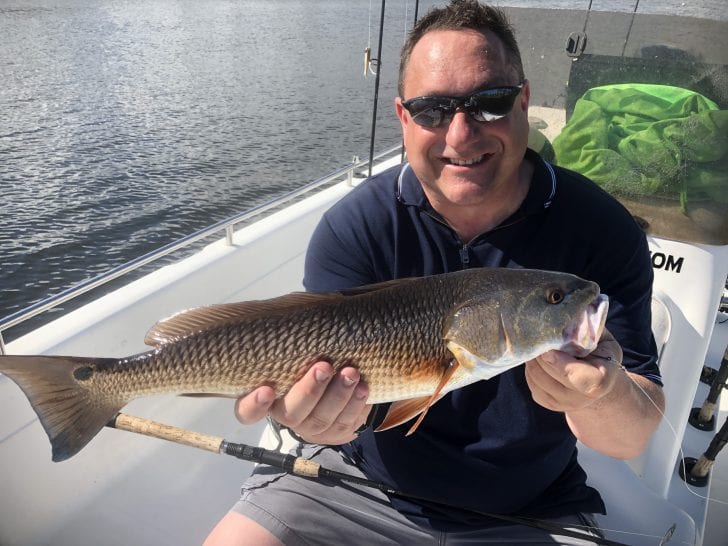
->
xmin=398 ymin=0 xmax=524 ymax=97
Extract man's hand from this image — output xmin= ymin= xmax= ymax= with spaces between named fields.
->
xmin=525 ymin=328 xmax=664 ymax=459
xmin=235 ymin=361 xmax=372 ymax=445
xmin=524 ymin=329 xmax=623 ymax=413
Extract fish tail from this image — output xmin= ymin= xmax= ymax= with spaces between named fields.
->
xmin=0 ymin=355 xmax=125 ymax=462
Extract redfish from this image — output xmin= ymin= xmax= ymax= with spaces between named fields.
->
xmin=0 ymin=268 xmax=608 ymax=462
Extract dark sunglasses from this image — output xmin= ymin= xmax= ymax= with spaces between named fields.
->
xmin=401 ymin=84 xmax=524 ymax=128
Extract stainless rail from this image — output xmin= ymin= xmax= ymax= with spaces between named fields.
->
xmin=0 ymin=145 xmax=402 ymax=353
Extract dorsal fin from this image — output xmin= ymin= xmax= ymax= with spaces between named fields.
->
xmin=144 ymin=292 xmax=342 ymax=347
xmin=336 ymin=277 xmax=420 ymax=296
xmin=144 ymin=278 xmax=421 ymax=347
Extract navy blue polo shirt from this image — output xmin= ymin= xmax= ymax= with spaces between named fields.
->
xmin=303 ymin=149 xmax=660 ymax=530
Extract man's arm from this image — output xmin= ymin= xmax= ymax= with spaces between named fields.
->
xmin=525 ymin=329 xmax=665 ymax=459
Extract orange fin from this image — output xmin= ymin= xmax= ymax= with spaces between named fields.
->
xmin=404 ymin=360 xmax=459 ymax=435
xmin=376 ymin=396 xmax=435 ymax=432
xmin=375 ymin=360 xmax=459 ymax=435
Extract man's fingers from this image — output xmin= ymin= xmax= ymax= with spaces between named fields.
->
xmin=235 ymin=386 xmax=277 ymax=424
xmin=271 ymin=361 xmax=336 ymax=427
xmin=524 ymin=359 xmax=567 ymax=410
xmin=526 ymin=339 xmax=622 ymax=412
xmin=233 ymin=361 xmax=371 ymax=445
xmin=284 ymin=367 xmax=367 ymax=436
xmin=304 ymin=398 xmax=373 ymax=445
xmin=530 ymin=350 xmax=573 ymax=386
xmin=306 ymin=376 xmax=370 ymax=436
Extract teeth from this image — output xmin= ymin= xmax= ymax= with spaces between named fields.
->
xmin=449 ymin=156 xmax=483 ymax=166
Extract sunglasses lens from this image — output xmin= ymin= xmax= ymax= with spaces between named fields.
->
xmin=469 ymin=87 xmax=521 ymax=121
xmin=406 ymin=99 xmax=451 ymax=128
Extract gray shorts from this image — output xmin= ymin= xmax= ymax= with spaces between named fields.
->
xmin=232 ymin=444 xmax=603 ymax=546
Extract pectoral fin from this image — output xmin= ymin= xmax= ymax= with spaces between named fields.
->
xmin=375 ymin=360 xmax=459 ymax=435
xmin=376 ymin=396 xmax=436 ymax=433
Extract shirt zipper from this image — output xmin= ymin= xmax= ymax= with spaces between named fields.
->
xmin=422 ymin=208 xmax=534 ymax=270
xmin=459 ymin=244 xmax=471 ymax=268
xmin=422 ymin=210 xmax=473 ymax=269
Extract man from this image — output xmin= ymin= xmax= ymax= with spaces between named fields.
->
xmin=206 ymin=1 xmax=664 ymax=544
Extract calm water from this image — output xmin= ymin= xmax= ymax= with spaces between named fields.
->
xmin=0 ymin=0 xmax=416 ymax=335
xmin=0 ymin=0 xmax=724 ymax=338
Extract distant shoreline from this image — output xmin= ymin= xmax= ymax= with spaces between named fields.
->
xmin=497 ymin=0 xmax=726 ymax=21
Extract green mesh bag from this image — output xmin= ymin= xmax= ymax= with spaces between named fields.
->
xmin=553 ymin=83 xmax=728 ymax=212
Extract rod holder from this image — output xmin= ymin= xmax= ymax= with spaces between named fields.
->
xmin=688 ymin=346 xmax=728 ymax=431
xmin=680 ymin=416 xmax=728 ymax=486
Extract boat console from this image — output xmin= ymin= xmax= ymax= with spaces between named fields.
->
xmin=580 ymin=199 xmax=728 ymax=544
xmin=550 ymin=43 xmax=728 ymax=546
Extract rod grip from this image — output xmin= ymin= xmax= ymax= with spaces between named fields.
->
xmin=292 ymin=457 xmax=321 ymax=477
xmin=110 ymin=413 xmax=224 ymax=453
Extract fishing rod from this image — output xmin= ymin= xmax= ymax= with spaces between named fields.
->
xmin=366 ymin=0 xmax=386 ymax=178
xmin=681 ymin=416 xmax=728 ymax=487
xmin=107 ymin=412 xmax=634 ymax=546
xmin=690 ymin=345 xmax=728 ymax=431
xmin=681 ymin=346 xmax=728 ymax=486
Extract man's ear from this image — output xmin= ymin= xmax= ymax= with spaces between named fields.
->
xmin=395 ymin=97 xmax=409 ymax=129
xmin=519 ymin=80 xmax=531 ymax=111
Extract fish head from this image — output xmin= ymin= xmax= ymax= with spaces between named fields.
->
xmin=443 ymin=269 xmax=609 ymax=379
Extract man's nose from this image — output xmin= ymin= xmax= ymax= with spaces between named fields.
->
xmin=445 ymin=110 xmax=479 ymax=147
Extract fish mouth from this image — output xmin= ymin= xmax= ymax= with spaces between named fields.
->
xmin=561 ymin=294 xmax=609 ymax=357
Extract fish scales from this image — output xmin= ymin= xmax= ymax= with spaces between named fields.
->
xmin=84 ymin=287 xmax=449 ymax=400
xmin=0 ymin=268 xmax=608 ymax=461
xmin=175 ymin=281 xmax=450 ymax=399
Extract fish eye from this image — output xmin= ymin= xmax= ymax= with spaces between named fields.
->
xmin=546 ymin=288 xmax=565 ymax=305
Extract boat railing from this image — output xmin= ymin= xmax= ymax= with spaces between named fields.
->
xmin=0 ymin=145 xmax=403 ymax=354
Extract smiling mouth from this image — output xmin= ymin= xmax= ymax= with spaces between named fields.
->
xmin=448 ymin=155 xmax=485 ymax=166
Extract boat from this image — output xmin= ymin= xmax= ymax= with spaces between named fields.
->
xmin=1 ymin=2 xmax=727 ymax=545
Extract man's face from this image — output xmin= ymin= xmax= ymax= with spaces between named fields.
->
xmin=395 ymin=29 xmax=530 ymax=212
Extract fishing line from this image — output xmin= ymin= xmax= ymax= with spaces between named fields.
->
xmin=403 ymin=0 xmax=408 ymax=42
xmin=620 ymin=0 xmax=640 ymax=58
xmin=367 ymin=0 xmax=372 ymax=50
xmin=366 ymin=0 xmax=386 ymax=177
xmin=365 ymin=0 xmax=379 ymax=77
xmin=620 ymin=365 xmax=728 ymax=508
xmin=581 ymin=0 xmax=594 ymax=36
